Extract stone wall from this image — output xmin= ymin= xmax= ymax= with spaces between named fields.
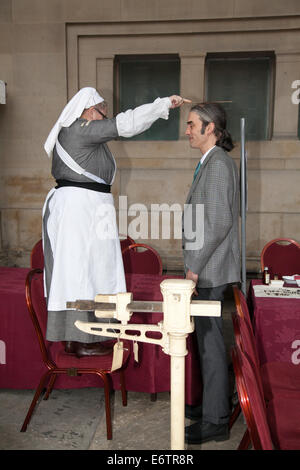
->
xmin=1 ymin=0 xmax=300 ymax=272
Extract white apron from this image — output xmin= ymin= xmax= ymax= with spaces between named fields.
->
xmin=43 ymin=187 xmax=126 ymax=311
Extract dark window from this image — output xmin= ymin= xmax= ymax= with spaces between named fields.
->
xmin=205 ymin=52 xmax=275 ymax=141
xmin=114 ymin=55 xmax=180 ymax=141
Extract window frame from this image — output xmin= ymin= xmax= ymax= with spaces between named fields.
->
xmin=114 ymin=54 xmax=181 ymax=141
xmin=204 ymin=51 xmax=276 ymax=141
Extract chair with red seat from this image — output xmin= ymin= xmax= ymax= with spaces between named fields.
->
xmin=229 ymin=285 xmax=253 ymax=433
xmin=121 ymin=242 xmax=163 ymax=401
xmin=232 ymin=285 xmax=300 ymax=402
xmin=120 ymin=235 xmax=136 ymax=252
xmin=233 ymin=285 xmax=252 ymax=329
xmin=231 ymin=345 xmax=273 ymax=450
xmin=232 ymin=345 xmax=300 ymax=450
xmin=122 ymin=243 xmax=163 ymax=275
xmin=30 ymin=239 xmax=44 ymax=269
xmin=260 ymin=238 xmax=300 ymax=279
xmin=20 ymin=268 xmax=130 ymax=439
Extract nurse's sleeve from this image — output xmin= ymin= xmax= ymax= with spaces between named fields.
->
xmin=115 ymin=97 xmax=172 ymax=138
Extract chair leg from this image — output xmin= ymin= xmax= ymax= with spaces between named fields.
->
xmin=238 ymin=429 xmax=251 ymax=450
xmin=44 ymin=373 xmax=57 ymax=400
xmin=20 ymin=370 xmax=52 ymax=432
xmin=102 ymin=374 xmax=112 ymax=440
xmin=150 ymin=393 xmax=157 ymax=402
xmin=120 ymin=370 xmax=127 ymax=407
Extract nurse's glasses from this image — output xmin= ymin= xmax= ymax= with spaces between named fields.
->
xmin=94 ymin=107 xmax=108 ymax=119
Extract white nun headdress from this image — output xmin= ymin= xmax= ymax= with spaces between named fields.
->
xmin=44 ymin=87 xmax=104 ymax=158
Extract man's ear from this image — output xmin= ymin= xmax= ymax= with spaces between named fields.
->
xmin=206 ymin=121 xmax=215 ymax=136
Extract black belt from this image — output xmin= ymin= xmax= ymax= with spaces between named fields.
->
xmin=55 ymin=179 xmax=111 ymax=193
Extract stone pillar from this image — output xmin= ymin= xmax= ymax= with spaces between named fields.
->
xmin=273 ymin=52 xmax=300 ymax=139
xmin=96 ymin=57 xmax=114 ymax=114
xmin=179 ymin=54 xmax=206 ymax=137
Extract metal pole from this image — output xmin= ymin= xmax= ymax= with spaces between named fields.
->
xmin=160 ymin=279 xmax=195 ymax=450
xmin=240 ymin=118 xmax=247 ymax=295
xmin=169 ymin=334 xmax=187 ymax=450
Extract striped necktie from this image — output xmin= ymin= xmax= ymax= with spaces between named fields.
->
xmin=193 ymin=161 xmax=201 ymax=181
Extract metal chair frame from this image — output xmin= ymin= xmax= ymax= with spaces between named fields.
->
xmin=21 ymin=268 xmax=128 ymax=439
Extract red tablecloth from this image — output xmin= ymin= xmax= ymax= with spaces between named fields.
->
xmin=249 ymin=280 xmax=300 ymax=365
xmin=0 ymin=267 xmax=202 ymax=405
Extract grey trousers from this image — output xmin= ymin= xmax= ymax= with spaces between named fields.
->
xmin=193 ymin=283 xmax=230 ymax=425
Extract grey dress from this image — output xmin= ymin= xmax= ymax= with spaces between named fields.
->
xmin=43 ymin=118 xmax=123 ymax=342
xmin=43 ymin=97 xmax=173 ymax=342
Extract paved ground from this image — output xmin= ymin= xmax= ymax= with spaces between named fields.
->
xmin=0 ymin=298 xmax=248 ymax=454
xmin=0 ymin=388 xmax=246 ymax=451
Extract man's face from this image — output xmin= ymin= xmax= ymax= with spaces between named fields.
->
xmin=185 ymin=111 xmax=207 ymax=149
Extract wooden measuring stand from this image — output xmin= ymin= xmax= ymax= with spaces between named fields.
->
xmin=67 ymin=278 xmax=220 ymax=450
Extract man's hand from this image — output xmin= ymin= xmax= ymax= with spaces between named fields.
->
xmin=186 ymin=269 xmax=199 ymax=295
xmin=169 ymin=95 xmax=192 ymax=108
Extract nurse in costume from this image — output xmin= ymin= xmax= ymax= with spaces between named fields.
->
xmin=43 ymin=87 xmax=190 ymax=357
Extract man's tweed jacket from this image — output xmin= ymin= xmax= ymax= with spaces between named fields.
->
xmin=183 ymin=145 xmax=240 ymax=288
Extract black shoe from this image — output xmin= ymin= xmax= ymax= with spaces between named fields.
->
xmin=65 ymin=341 xmax=78 ymax=354
xmin=185 ymin=404 xmax=203 ymax=420
xmin=185 ymin=421 xmax=229 ymax=445
xmin=75 ymin=342 xmax=113 ymax=358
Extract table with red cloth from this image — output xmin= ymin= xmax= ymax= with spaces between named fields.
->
xmin=249 ymin=279 xmax=300 ymax=365
xmin=0 ymin=267 xmax=202 ymax=405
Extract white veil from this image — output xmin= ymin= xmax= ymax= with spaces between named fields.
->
xmin=44 ymin=87 xmax=104 ymax=158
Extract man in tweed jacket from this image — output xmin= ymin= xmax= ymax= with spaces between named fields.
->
xmin=183 ymin=103 xmax=240 ymax=444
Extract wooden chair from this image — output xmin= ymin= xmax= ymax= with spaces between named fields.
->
xmin=21 ymin=269 xmax=130 ymax=439
xmin=122 ymin=242 xmax=163 ymax=401
xmin=260 ymin=238 xmax=300 ymax=279
xmin=232 ymin=285 xmax=300 ymax=449
xmin=30 ymin=239 xmax=44 ymax=269
xmin=232 ymin=285 xmax=300 ymax=402
xmin=232 ymin=345 xmax=300 ymax=450
xmin=232 ymin=285 xmax=252 ymax=327
xmin=122 ymin=243 xmax=163 ymax=275
xmin=231 ymin=345 xmax=274 ymax=450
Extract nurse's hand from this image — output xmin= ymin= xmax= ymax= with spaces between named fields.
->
xmin=169 ymin=95 xmax=192 ymax=108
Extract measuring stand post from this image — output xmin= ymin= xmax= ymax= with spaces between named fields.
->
xmin=72 ymin=278 xmax=221 ymax=450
